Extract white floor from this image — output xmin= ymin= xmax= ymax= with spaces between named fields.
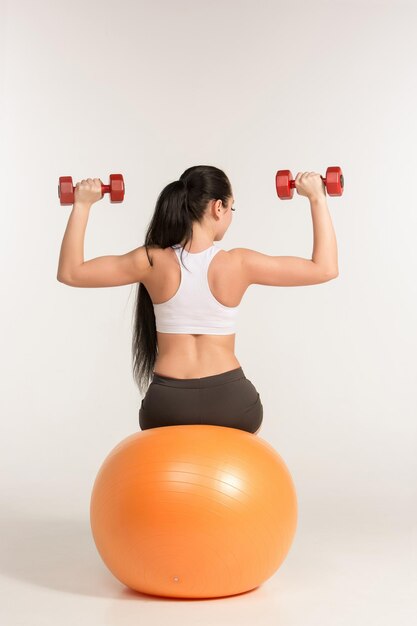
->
xmin=1 ymin=503 xmax=415 ymax=626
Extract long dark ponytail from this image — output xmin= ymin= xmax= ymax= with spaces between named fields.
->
xmin=131 ymin=165 xmax=232 ymax=395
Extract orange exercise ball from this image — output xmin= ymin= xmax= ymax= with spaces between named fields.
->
xmin=90 ymin=424 xmax=298 ymax=599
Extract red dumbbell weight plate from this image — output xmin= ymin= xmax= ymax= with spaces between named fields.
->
xmin=58 ymin=176 xmax=75 ymax=205
xmin=276 ymin=170 xmax=294 ymax=200
xmin=109 ymin=174 xmax=125 ymax=202
xmin=325 ymin=166 xmax=344 ymax=196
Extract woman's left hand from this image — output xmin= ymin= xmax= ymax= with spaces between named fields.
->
xmin=74 ymin=178 xmax=104 ymax=205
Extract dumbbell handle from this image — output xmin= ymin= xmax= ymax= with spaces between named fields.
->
xmin=288 ymin=175 xmax=326 ymax=189
xmin=83 ymin=182 xmax=111 ymax=196
xmin=84 ymin=182 xmax=111 ymax=195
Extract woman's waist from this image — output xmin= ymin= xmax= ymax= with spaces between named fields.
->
xmin=152 ymin=365 xmax=245 ymax=387
xmin=153 ymin=350 xmax=241 ymax=379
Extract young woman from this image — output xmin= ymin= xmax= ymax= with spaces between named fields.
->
xmin=57 ymin=164 xmax=338 ymax=436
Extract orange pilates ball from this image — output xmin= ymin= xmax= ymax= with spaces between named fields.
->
xmin=90 ymin=424 xmax=298 ymax=599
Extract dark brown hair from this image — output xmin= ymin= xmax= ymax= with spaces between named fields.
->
xmin=131 ymin=165 xmax=232 ymax=395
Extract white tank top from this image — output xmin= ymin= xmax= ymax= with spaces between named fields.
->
xmin=153 ymin=243 xmax=239 ymax=334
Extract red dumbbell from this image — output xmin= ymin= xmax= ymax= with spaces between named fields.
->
xmin=275 ymin=166 xmax=344 ymax=200
xmin=58 ymin=174 xmax=125 ymax=205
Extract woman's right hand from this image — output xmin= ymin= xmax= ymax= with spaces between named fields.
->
xmin=294 ymin=171 xmax=326 ymax=201
xmin=73 ymin=178 xmax=104 ymax=206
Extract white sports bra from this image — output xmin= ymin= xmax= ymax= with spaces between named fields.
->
xmin=153 ymin=244 xmax=239 ymax=334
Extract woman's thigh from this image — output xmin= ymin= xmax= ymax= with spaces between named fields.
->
xmin=139 ymin=374 xmax=263 ymax=434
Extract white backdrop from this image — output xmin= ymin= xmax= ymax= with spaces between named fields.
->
xmin=1 ymin=0 xmax=416 ymax=624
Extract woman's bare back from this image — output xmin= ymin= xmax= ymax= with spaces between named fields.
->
xmin=142 ymin=245 xmax=247 ymax=378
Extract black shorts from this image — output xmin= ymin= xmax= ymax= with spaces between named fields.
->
xmin=139 ymin=366 xmax=263 ymax=434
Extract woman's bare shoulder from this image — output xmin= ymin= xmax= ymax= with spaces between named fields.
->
xmin=143 ymin=244 xmax=169 ymax=266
